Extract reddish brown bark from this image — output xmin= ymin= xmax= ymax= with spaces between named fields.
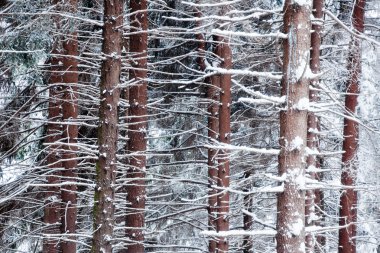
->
xmin=276 ymin=1 xmax=311 ymax=252
xmin=60 ymin=1 xmax=79 ymax=252
xmin=338 ymin=1 xmax=365 ymax=252
xmin=194 ymin=6 xmax=219 ymax=252
xmin=43 ymin=38 xmax=63 ymax=253
xmin=215 ymin=35 xmax=232 ymax=253
xmin=125 ymin=0 xmax=148 ymax=252
xmin=305 ymin=0 xmax=323 ymax=251
xmin=208 ymin=65 xmax=219 ymax=253
xmin=92 ymin=0 xmax=123 ymax=252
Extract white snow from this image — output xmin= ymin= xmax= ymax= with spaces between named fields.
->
xmin=292 ymin=97 xmax=309 ymax=110
xmin=289 ymin=136 xmax=304 ymax=151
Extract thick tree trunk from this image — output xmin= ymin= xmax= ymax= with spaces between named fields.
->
xmin=43 ymin=42 xmax=62 ymax=253
xmin=305 ymin=0 xmax=323 ymax=251
xmin=338 ymin=1 xmax=365 ymax=252
xmin=60 ymin=1 xmax=79 ymax=252
xmin=215 ymin=35 xmax=232 ymax=253
xmin=125 ymin=0 xmax=148 ymax=252
xmin=276 ymin=1 xmax=311 ymax=252
xmin=92 ymin=0 xmax=123 ymax=252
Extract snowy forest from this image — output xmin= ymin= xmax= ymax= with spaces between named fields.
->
xmin=0 ymin=0 xmax=379 ymax=252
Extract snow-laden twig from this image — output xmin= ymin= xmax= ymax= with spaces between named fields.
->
xmin=206 ymin=65 xmax=282 ymax=80
xmin=204 ymin=143 xmax=280 ymax=155
xmin=212 ymin=28 xmax=288 ymax=39
xmin=324 ymin=9 xmax=380 ymax=47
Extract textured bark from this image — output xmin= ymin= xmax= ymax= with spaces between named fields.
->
xmin=44 ymin=48 xmax=63 ymax=253
xmin=43 ymin=2 xmax=62 ymax=252
xmin=208 ymin=64 xmax=219 ymax=253
xmin=338 ymin=1 xmax=365 ymax=252
xmin=92 ymin=0 xmax=123 ymax=252
xmin=215 ymin=35 xmax=232 ymax=253
xmin=305 ymin=0 xmax=323 ymax=251
xmin=276 ymin=1 xmax=311 ymax=252
xmin=125 ymin=0 xmax=148 ymax=252
xmin=194 ymin=6 xmax=218 ymax=252
xmin=60 ymin=1 xmax=79 ymax=252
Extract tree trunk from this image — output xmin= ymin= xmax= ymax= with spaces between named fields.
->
xmin=43 ymin=2 xmax=62 ymax=252
xmin=60 ymin=1 xmax=79 ymax=252
xmin=338 ymin=1 xmax=365 ymax=252
xmin=44 ymin=48 xmax=63 ymax=253
xmin=215 ymin=35 xmax=232 ymax=253
xmin=194 ymin=6 xmax=219 ymax=252
xmin=243 ymin=172 xmax=253 ymax=253
xmin=276 ymin=1 xmax=311 ymax=252
xmin=125 ymin=0 xmax=148 ymax=252
xmin=92 ymin=0 xmax=123 ymax=252
xmin=305 ymin=0 xmax=323 ymax=251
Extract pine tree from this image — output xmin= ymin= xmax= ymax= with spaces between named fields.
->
xmin=60 ymin=1 xmax=79 ymax=251
xmin=276 ymin=1 xmax=311 ymax=252
xmin=124 ymin=0 xmax=148 ymax=252
xmin=338 ymin=1 xmax=365 ymax=252
xmin=92 ymin=0 xmax=123 ymax=252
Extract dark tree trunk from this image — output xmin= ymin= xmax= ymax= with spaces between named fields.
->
xmin=125 ymin=0 xmax=148 ymax=252
xmin=194 ymin=5 xmax=218 ymax=253
xmin=305 ymin=0 xmax=324 ymax=251
xmin=92 ymin=0 xmax=123 ymax=252
xmin=43 ymin=2 xmax=62 ymax=252
xmin=276 ymin=1 xmax=311 ymax=252
xmin=60 ymin=1 xmax=79 ymax=252
xmin=243 ymin=172 xmax=253 ymax=253
xmin=338 ymin=1 xmax=365 ymax=253
xmin=44 ymin=53 xmax=63 ymax=253
xmin=215 ymin=35 xmax=232 ymax=253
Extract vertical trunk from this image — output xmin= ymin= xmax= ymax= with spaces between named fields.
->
xmin=215 ymin=35 xmax=232 ymax=253
xmin=125 ymin=0 xmax=148 ymax=252
xmin=305 ymin=0 xmax=323 ymax=251
xmin=92 ymin=0 xmax=123 ymax=252
xmin=207 ymin=65 xmax=219 ymax=253
xmin=276 ymin=1 xmax=311 ymax=252
xmin=60 ymin=1 xmax=79 ymax=252
xmin=243 ymin=172 xmax=253 ymax=253
xmin=44 ymin=2 xmax=62 ymax=252
xmin=195 ymin=5 xmax=218 ymax=252
xmin=43 ymin=45 xmax=62 ymax=253
xmin=338 ymin=1 xmax=365 ymax=252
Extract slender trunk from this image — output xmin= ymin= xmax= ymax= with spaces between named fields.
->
xmin=60 ymin=1 xmax=79 ymax=252
xmin=92 ymin=0 xmax=123 ymax=252
xmin=207 ymin=65 xmax=219 ymax=253
xmin=44 ymin=2 xmax=62 ymax=252
xmin=194 ymin=5 xmax=218 ymax=252
xmin=338 ymin=1 xmax=365 ymax=252
xmin=215 ymin=35 xmax=232 ymax=253
xmin=306 ymin=0 xmax=323 ymax=251
xmin=243 ymin=172 xmax=253 ymax=253
xmin=44 ymin=54 xmax=62 ymax=253
xmin=125 ymin=0 xmax=148 ymax=252
xmin=276 ymin=1 xmax=311 ymax=252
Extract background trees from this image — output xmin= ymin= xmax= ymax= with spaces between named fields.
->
xmin=0 ymin=0 xmax=378 ymax=253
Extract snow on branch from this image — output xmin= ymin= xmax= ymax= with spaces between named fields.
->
xmin=201 ymin=229 xmax=276 ymax=237
xmin=181 ymin=0 xmax=242 ymax=7
xmin=324 ymin=9 xmax=380 ymax=47
xmin=212 ymin=28 xmax=288 ymax=39
xmin=206 ymin=66 xmax=282 ymax=80
xmin=204 ymin=143 xmax=280 ymax=155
